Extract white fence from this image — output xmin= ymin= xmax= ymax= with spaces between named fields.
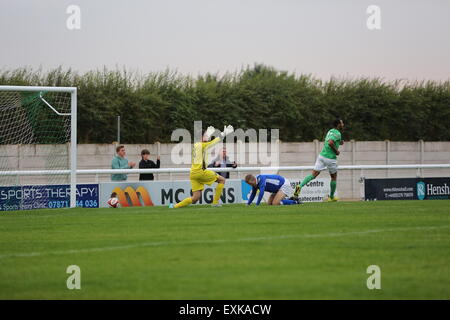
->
xmin=1 ymin=164 xmax=450 ymax=200
xmin=3 ymin=164 xmax=449 ymax=176
xmin=2 ymin=140 xmax=450 ymax=200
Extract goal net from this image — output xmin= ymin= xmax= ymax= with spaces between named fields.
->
xmin=0 ymin=86 xmax=77 ymax=210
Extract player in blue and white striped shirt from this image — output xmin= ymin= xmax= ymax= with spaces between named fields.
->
xmin=244 ymin=174 xmax=302 ymax=206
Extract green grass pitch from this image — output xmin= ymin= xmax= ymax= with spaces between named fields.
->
xmin=0 ymin=200 xmax=449 ymax=299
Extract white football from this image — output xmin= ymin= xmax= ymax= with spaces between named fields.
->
xmin=107 ymin=197 xmax=120 ymax=208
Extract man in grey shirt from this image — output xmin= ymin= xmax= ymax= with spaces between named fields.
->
xmin=208 ymin=147 xmax=237 ymax=179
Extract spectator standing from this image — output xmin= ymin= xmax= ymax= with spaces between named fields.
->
xmin=139 ymin=149 xmax=161 ymax=181
xmin=208 ymin=147 xmax=237 ymax=179
xmin=111 ymin=145 xmax=136 ymax=181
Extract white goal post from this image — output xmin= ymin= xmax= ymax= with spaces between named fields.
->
xmin=0 ymin=85 xmax=77 ymax=208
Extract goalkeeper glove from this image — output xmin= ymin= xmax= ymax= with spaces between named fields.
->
xmin=220 ymin=125 xmax=234 ymax=138
xmin=203 ymin=126 xmax=216 ymax=141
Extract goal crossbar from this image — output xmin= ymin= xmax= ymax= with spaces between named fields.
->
xmin=0 ymin=86 xmax=76 ymax=93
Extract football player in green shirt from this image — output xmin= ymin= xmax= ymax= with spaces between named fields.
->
xmin=294 ymin=119 xmax=345 ymax=202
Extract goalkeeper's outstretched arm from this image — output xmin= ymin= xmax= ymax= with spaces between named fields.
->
xmin=203 ymin=125 xmax=234 ymax=150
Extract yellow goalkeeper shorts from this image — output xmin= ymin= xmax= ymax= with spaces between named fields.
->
xmin=190 ymin=169 xmax=218 ymax=192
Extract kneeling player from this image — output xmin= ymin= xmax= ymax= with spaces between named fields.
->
xmin=172 ymin=125 xmax=234 ymax=208
xmin=244 ymin=174 xmax=301 ymax=206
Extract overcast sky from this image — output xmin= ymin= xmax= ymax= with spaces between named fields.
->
xmin=1 ymin=0 xmax=449 ymax=81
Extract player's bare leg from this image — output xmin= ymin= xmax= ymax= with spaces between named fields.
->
xmin=271 ymin=191 xmax=286 ymax=205
xmin=212 ymin=175 xmax=225 ymax=206
xmin=267 ymin=193 xmax=276 ymax=205
xmin=191 ymin=190 xmax=202 ymax=204
xmin=273 ymin=191 xmax=300 ymax=205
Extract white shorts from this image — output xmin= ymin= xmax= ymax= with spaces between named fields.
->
xmin=314 ymin=155 xmax=338 ymax=174
xmin=279 ymin=179 xmax=294 ymax=198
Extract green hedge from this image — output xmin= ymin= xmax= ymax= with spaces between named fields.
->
xmin=1 ymin=65 xmax=449 ymax=143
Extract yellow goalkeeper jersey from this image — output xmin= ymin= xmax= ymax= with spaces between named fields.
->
xmin=191 ymin=137 xmax=220 ymax=172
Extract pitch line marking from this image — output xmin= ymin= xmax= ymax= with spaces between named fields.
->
xmin=0 ymin=225 xmax=449 ymax=260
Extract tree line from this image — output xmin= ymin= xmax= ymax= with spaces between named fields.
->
xmin=1 ymin=64 xmax=449 ymax=143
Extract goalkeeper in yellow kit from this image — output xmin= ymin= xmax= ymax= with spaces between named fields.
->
xmin=172 ymin=124 xmax=234 ymax=208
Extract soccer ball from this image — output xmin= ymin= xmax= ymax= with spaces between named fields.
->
xmin=107 ymin=197 xmax=120 ymax=208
